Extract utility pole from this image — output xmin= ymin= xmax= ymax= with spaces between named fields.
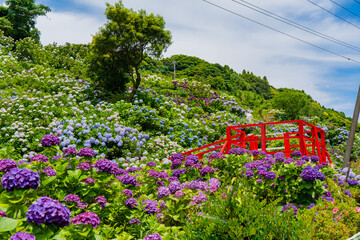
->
xmin=343 ymin=84 xmax=360 ymax=169
xmin=173 ymin=59 xmax=176 ymax=80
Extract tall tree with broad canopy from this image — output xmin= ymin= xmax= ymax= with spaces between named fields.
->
xmin=89 ymin=0 xmax=172 ymax=101
xmin=0 ymin=0 xmax=50 ymax=41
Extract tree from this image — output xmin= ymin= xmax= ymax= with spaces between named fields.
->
xmin=0 ymin=0 xmax=50 ymax=41
xmin=272 ymin=89 xmax=312 ymax=120
xmin=89 ymin=1 xmax=172 ymax=101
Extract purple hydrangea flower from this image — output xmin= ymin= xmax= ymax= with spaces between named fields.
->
xmin=71 ymin=212 xmax=100 ymax=228
xmin=274 ymin=152 xmax=285 ymax=158
xmin=191 ymin=192 xmax=208 ymax=204
xmin=281 ymin=203 xmax=298 ymax=215
xmin=157 ymin=186 xmax=170 ymax=198
xmin=264 ymin=157 xmax=275 ymax=164
xmin=200 ymin=166 xmax=214 ymax=176
xmin=322 ymin=196 xmax=334 ymax=202
xmin=246 ymin=169 xmax=254 ymax=178
xmin=186 ymin=155 xmax=199 ymax=164
xmin=129 ymin=218 xmax=141 ymax=224
xmin=168 ymin=177 xmax=179 ymax=182
xmin=95 ymin=158 xmax=113 ymax=173
xmin=0 ymin=210 xmax=7 ymax=217
xmin=284 ymin=158 xmax=294 ymax=164
xmin=310 ymin=155 xmax=319 ymax=163
xmin=316 ymin=171 xmax=325 ymax=181
xmin=0 ymin=159 xmax=17 ymax=172
xmin=143 ymin=233 xmax=162 ymax=240
xmin=41 ymin=134 xmax=60 ymax=147
xmin=43 ymin=166 xmax=56 ymax=176
xmin=125 ymin=198 xmax=138 ymax=209
xmin=78 ymin=147 xmax=95 ymax=157
xmin=301 ymin=166 xmax=317 ymax=181
xmin=348 ymin=179 xmax=358 ymax=186
xmin=172 ymin=168 xmax=186 ymax=178
xmin=292 ymin=150 xmax=302 ymax=157
xmin=184 ymin=158 xmax=195 ymax=167
xmin=95 ymin=196 xmax=107 ymax=208
xmin=156 ymin=180 xmax=165 ymax=186
xmin=27 ymin=197 xmax=71 ymax=227
xmin=142 ymin=199 xmax=160 ymax=214
xmin=63 ymin=147 xmax=77 ymax=156
xmin=121 ymin=189 xmax=133 ymax=197
xmin=146 ymin=161 xmax=157 ymax=167
xmin=209 ymin=178 xmax=220 ymax=193
xmin=10 ymin=232 xmax=36 ymax=240
xmin=174 ymin=190 xmax=184 ymax=198
xmin=119 ymin=174 xmax=137 ymax=186
xmin=1 ymin=168 xmax=39 ymax=191
xmin=300 ymin=155 xmax=309 ymax=161
xmin=265 ymin=171 xmax=277 ymax=179
xmin=256 ymin=179 xmax=263 ymax=183
xmin=171 ymin=153 xmax=184 ymax=162
xmin=30 ymin=154 xmax=49 ymax=163
xmin=169 ymin=181 xmax=181 ymax=194
xmin=209 ymin=152 xmax=225 ymax=159
xmin=84 ymin=177 xmax=95 ymax=184
xmin=77 ymin=162 xmax=91 ymax=171
xmin=171 ymin=159 xmax=182 ymax=170
xmin=77 ymin=202 xmax=88 ymax=209
xmin=228 ymin=147 xmax=247 ymax=155
xmin=295 ymin=160 xmax=306 ymax=167
xmin=63 ymin=194 xmax=81 ymax=203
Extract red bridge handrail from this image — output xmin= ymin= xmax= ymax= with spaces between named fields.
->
xmin=181 ymin=120 xmax=331 ymax=164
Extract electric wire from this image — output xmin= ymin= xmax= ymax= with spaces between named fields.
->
xmin=202 ymin=0 xmax=360 ymax=63
xmin=328 ymin=0 xmax=360 ymax=18
xmin=306 ymin=0 xmax=360 ymax=30
xmin=232 ymin=0 xmax=360 ymax=52
xmin=353 ymin=0 xmax=360 ymax=5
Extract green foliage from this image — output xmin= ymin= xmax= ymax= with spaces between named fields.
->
xmin=0 ymin=0 xmax=50 ymax=41
xmin=271 ymin=88 xmax=314 ymax=120
xmin=89 ymin=0 xmax=172 ymax=101
xmin=182 ymin=179 xmax=316 ymax=240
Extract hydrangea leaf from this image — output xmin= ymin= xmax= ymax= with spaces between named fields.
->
xmin=0 ymin=217 xmax=19 ymax=232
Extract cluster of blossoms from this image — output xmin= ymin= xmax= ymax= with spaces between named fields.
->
xmin=63 ymin=146 xmax=77 ymax=156
xmin=301 ymin=166 xmax=325 ymax=181
xmin=118 ymin=174 xmax=137 ymax=185
xmin=142 ymin=199 xmax=160 ymax=214
xmin=78 ymin=147 xmax=95 ymax=157
xmin=0 ymin=159 xmax=17 ymax=172
xmin=143 ymin=232 xmax=162 ymax=240
xmin=170 ymin=153 xmax=184 ymax=169
xmin=228 ymin=147 xmax=248 ymax=155
xmin=95 ymin=158 xmax=113 ymax=173
xmin=42 ymin=166 xmax=56 ymax=176
xmin=71 ymin=212 xmax=100 ymax=228
xmin=30 ymin=154 xmax=49 ymax=162
xmin=157 ymin=186 xmax=171 ymax=199
xmin=95 ymin=196 xmax=107 ymax=208
xmin=41 ymin=134 xmax=60 ymax=147
xmin=10 ymin=232 xmax=36 ymax=240
xmin=1 ymin=168 xmax=39 ymax=191
xmin=27 ymin=197 xmax=71 ymax=227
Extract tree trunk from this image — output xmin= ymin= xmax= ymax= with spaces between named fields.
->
xmin=127 ymin=66 xmax=141 ymax=102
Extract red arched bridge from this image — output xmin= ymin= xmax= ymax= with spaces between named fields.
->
xmin=182 ymin=120 xmax=332 ymax=164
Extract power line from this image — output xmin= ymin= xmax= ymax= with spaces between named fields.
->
xmin=201 ymin=0 xmax=360 ymax=64
xmin=353 ymin=0 xmax=360 ymax=5
xmin=306 ymin=0 xmax=360 ymax=30
xmin=232 ymin=0 xmax=360 ymax=52
xmin=328 ymin=0 xmax=360 ymax=18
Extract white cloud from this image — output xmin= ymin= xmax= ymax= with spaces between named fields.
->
xmin=36 ymin=11 xmax=104 ymax=45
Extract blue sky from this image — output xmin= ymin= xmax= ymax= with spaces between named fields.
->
xmin=1 ymin=0 xmax=360 ymax=117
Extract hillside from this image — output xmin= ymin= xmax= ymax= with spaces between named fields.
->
xmin=1 ymin=34 xmax=360 ymax=239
